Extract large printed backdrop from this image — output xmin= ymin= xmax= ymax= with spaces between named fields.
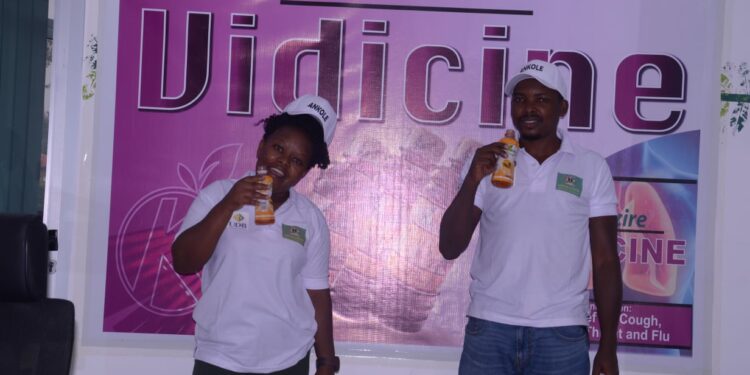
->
xmin=105 ymin=0 xmax=710 ymax=355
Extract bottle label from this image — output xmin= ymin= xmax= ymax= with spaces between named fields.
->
xmin=503 ymin=144 xmax=517 ymax=161
xmin=494 ymin=144 xmax=516 ymax=172
xmin=492 ymin=143 xmax=517 ymax=185
xmin=255 ymin=175 xmax=275 ymax=224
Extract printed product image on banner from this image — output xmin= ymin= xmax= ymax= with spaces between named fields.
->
xmin=588 ymin=130 xmax=698 ymax=356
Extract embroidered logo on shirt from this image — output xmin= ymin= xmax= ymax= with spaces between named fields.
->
xmin=556 ymin=173 xmax=583 ymax=197
xmin=282 ymin=224 xmax=306 ymax=246
xmin=228 ymin=211 xmax=249 ymax=229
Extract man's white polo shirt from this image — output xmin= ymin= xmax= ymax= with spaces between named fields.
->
xmin=177 ymin=176 xmax=330 ymax=373
xmin=469 ymin=130 xmax=617 ymax=328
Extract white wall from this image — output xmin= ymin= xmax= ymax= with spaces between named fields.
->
xmin=45 ymin=0 xmax=747 ymax=374
xmin=711 ymin=0 xmax=750 ymax=374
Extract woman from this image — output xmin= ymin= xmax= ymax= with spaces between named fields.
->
xmin=172 ymin=95 xmax=340 ymax=375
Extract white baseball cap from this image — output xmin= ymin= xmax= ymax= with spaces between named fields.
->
xmin=283 ymin=94 xmax=337 ymax=145
xmin=504 ymin=60 xmax=569 ymax=101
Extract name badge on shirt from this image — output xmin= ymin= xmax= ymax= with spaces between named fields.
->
xmin=228 ymin=211 xmax=250 ymax=229
xmin=556 ymin=173 xmax=583 ymax=197
xmin=282 ymin=224 xmax=306 ymax=246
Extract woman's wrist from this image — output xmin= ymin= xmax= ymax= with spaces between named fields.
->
xmin=315 ymin=356 xmax=340 ymax=373
xmin=215 ymin=197 xmax=241 ymax=214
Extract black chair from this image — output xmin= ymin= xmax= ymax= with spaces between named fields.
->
xmin=0 ymin=214 xmax=75 ymax=375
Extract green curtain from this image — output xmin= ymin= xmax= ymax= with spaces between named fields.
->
xmin=0 ymin=0 xmax=49 ymax=214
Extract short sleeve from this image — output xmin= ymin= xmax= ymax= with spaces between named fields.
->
xmin=301 ymin=209 xmax=331 ymax=290
xmin=175 ymin=180 xmax=227 ymax=237
xmin=589 ymin=158 xmax=617 ymax=218
xmin=459 ymin=155 xmax=487 ymax=210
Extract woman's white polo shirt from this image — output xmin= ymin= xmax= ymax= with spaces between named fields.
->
xmin=177 ymin=177 xmax=330 ymax=373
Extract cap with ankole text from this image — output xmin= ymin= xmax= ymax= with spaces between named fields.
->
xmin=504 ymin=60 xmax=569 ymax=101
xmin=283 ymin=94 xmax=337 ymax=145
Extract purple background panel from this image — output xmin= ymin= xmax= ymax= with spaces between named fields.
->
xmin=589 ymin=302 xmax=693 ymax=350
xmin=105 ymin=0 xmax=709 ymax=353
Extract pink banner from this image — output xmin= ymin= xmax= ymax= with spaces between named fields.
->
xmin=589 ymin=302 xmax=692 ymax=349
xmin=104 ymin=0 xmax=709 ymax=355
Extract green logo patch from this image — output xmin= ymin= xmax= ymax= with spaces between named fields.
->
xmin=282 ymin=224 xmax=306 ymax=246
xmin=556 ymin=173 xmax=583 ymax=197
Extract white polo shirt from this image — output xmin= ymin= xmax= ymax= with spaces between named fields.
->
xmin=176 ymin=176 xmax=330 ymax=373
xmin=468 ymin=130 xmax=617 ymax=327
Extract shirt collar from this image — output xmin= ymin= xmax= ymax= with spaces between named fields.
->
xmin=518 ymin=127 xmax=576 ymax=159
xmin=557 ymin=127 xmax=576 ymax=155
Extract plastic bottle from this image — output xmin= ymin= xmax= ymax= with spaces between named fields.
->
xmin=255 ymin=166 xmax=275 ymax=225
xmin=491 ymin=129 xmax=519 ymax=188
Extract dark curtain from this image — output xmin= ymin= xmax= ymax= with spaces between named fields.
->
xmin=0 ymin=0 xmax=49 ymax=214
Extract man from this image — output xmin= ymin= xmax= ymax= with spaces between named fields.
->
xmin=439 ymin=60 xmax=622 ymax=375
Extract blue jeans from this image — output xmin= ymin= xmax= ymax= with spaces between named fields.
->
xmin=459 ymin=317 xmax=590 ymax=375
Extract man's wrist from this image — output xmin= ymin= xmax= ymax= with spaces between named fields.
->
xmin=315 ymin=356 xmax=340 ymax=373
xmin=459 ymin=175 xmax=482 ymax=197
xmin=597 ymin=334 xmax=619 ymax=348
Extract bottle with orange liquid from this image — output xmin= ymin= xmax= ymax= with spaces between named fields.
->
xmin=255 ymin=166 xmax=275 ymax=225
xmin=491 ymin=129 xmax=519 ymax=188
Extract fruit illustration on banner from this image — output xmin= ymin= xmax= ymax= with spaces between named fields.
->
xmin=109 ymin=144 xmax=243 ymax=328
